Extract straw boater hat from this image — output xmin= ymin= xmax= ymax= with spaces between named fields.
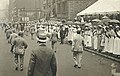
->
xmin=77 ymin=28 xmax=81 ymax=31
xmin=36 ymin=28 xmax=48 ymax=43
xmin=98 ymin=25 xmax=102 ymax=28
xmin=116 ymin=25 xmax=119 ymax=29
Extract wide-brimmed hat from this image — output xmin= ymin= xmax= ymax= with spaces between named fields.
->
xmin=36 ymin=28 xmax=48 ymax=43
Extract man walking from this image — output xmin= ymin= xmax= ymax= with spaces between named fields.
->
xmin=60 ymin=26 xmax=65 ymax=44
xmin=72 ymin=30 xmax=84 ymax=68
xmin=28 ymin=29 xmax=57 ymax=76
xmin=30 ymin=25 xmax=35 ymax=40
xmin=12 ymin=31 xmax=28 ymax=71
xmin=9 ymin=29 xmax=18 ymax=53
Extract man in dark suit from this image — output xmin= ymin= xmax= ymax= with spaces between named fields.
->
xmin=28 ymin=28 xmax=57 ymax=76
xmin=60 ymin=26 xmax=65 ymax=44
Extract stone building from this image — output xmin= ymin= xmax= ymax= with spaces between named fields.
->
xmin=9 ymin=0 xmax=97 ymax=21
xmin=44 ymin=0 xmax=97 ymax=20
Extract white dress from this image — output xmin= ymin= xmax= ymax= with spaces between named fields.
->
xmin=67 ymin=28 xmax=73 ymax=41
xmin=73 ymin=29 xmax=77 ymax=42
xmin=113 ymin=31 xmax=120 ymax=55
xmin=104 ymin=36 xmax=109 ymax=52
xmin=101 ymin=34 xmax=105 ymax=47
xmin=87 ymin=30 xmax=92 ymax=47
xmin=108 ymin=30 xmax=115 ymax=53
xmin=84 ymin=31 xmax=88 ymax=46
xmin=93 ymin=31 xmax=98 ymax=50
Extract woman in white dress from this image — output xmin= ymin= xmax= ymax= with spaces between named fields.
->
xmin=93 ymin=28 xmax=98 ymax=50
xmin=86 ymin=28 xmax=92 ymax=48
xmin=84 ymin=28 xmax=88 ymax=47
xmin=113 ymin=25 xmax=120 ymax=55
xmin=67 ymin=26 xmax=73 ymax=44
xmin=97 ymin=25 xmax=103 ymax=52
xmin=104 ymin=27 xmax=110 ymax=52
xmin=109 ymin=26 xmax=115 ymax=53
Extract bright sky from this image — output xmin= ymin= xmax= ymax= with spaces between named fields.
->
xmin=0 ymin=0 xmax=9 ymax=19
xmin=0 ymin=0 xmax=9 ymax=9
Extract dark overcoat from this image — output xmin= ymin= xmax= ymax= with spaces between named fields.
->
xmin=28 ymin=44 xmax=57 ymax=76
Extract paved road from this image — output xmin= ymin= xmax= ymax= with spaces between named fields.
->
xmin=0 ymin=27 xmax=120 ymax=76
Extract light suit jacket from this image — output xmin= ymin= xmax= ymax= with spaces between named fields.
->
xmin=72 ymin=34 xmax=84 ymax=52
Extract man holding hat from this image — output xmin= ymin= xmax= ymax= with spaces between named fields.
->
xmin=28 ymin=28 xmax=57 ymax=76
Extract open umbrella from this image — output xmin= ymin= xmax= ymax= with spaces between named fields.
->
xmin=102 ymin=16 xmax=109 ymax=19
xmin=92 ymin=19 xmax=101 ymax=22
xmin=109 ymin=19 xmax=120 ymax=23
xmin=80 ymin=22 xmax=86 ymax=25
xmin=66 ymin=21 xmax=74 ymax=25
xmin=102 ymin=18 xmax=111 ymax=23
xmin=85 ymin=23 xmax=91 ymax=27
xmin=74 ymin=21 xmax=81 ymax=25
xmin=74 ymin=21 xmax=86 ymax=25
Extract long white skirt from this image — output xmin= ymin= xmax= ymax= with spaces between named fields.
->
xmin=113 ymin=37 xmax=120 ymax=55
xmin=84 ymin=35 xmax=88 ymax=46
xmin=57 ymin=31 xmax=60 ymax=39
xmin=93 ymin=36 xmax=98 ymax=49
xmin=67 ymin=31 xmax=73 ymax=41
xmin=109 ymin=37 xmax=114 ymax=53
xmin=86 ymin=36 xmax=92 ymax=47
xmin=104 ymin=37 xmax=109 ymax=52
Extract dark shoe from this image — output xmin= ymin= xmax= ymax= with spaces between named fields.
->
xmin=10 ymin=51 xmax=13 ymax=53
xmin=74 ymin=65 xmax=78 ymax=68
xmin=78 ymin=66 xmax=81 ymax=69
xmin=20 ymin=64 xmax=23 ymax=71
xmin=20 ymin=68 xmax=23 ymax=71
xmin=15 ymin=67 xmax=18 ymax=71
xmin=54 ymin=51 xmax=56 ymax=53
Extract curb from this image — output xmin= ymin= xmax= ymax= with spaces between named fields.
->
xmin=84 ymin=48 xmax=120 ymax=63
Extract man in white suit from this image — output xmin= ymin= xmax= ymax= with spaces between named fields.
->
xmin=72 ymin=30 xmax=84 ymax=68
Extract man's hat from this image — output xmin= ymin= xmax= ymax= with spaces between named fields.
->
xmin=36 ymin=28 xmax=48 ymax=43
xmin=116 ymin=25 xmax=119 ymax=28
xmin=98 ymin=25 xmax=102 ymax=27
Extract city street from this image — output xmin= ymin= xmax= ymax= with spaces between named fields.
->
xmin=0 ymin=27 xmax=120 ymax=76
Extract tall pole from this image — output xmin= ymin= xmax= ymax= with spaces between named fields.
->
xmin=24 ymin=0 xmax=25 ymax=23
xmin=39 ymin=0 xmax=40 ymax=20
xmin=35 ymin=0 xmax=37 ymax=20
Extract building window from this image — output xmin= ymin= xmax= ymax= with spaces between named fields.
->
xmin=57 ymin=3 xmax=60 ymax=14
xmin=63 ymin=2 xmax=67 ymax=14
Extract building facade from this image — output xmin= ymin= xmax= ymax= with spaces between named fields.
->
xmin=9 ymin=0 xmax=45 ymax=22
xmin=44 ymin=0 xmax=97 ymax=20
xmin=9 ymin=0 xmax=97 ymax=22
xmin=67 ymin=0 xmax=98 ymax=20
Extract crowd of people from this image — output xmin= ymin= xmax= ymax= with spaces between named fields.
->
xmin=0 ymin=15 xmax=120 ymax=75
xmin=1 ymin=22 xmax=57 ymax=76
